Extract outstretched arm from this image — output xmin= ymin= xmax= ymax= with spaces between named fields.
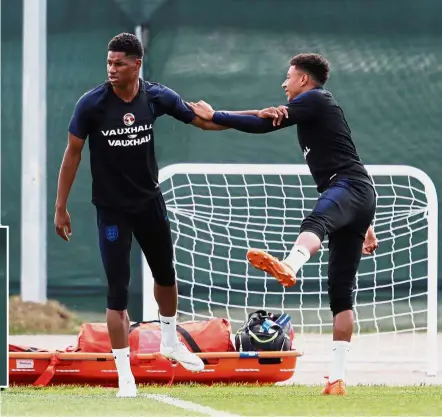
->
xmin=189 ymin=104 xmax=286 ymax=130
xmin=190 ymin=104 xmax=290 ymax=134
xmin=212 ymin=112 xmax=281 ymax=134
xmin=218 ymin=109 xmax=260 ymax=116
xmin=191 ymin=108 xmax=263 ymax=129
xmin=189 ymin=97 xmax=314 ymax=134
xmin=191 ymin=116 xmax=229 ymax=130
xmin=153 ymin=86 xmax=228 ymax=131
xmin=154 ymin=85 xmax=284 ymax=131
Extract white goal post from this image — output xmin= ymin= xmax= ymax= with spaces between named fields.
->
xmin=142 ymin=163 xmax=438 ymax=376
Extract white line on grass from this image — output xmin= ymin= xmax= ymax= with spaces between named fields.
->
xmin=143 ymin=394 xmax=242 ymax=417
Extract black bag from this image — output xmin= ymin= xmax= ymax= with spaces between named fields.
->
xmin=234 ymin=310 xmax=294 ymax=352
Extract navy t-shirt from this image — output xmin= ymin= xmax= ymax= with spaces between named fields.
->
xmin=68 ymin=79 xmax=195 ymax=210
xmin=213 ymin=87 xmax=372 ymax=192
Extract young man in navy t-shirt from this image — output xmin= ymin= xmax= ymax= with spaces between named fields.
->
xmin=189 ymin=53 xmax=379 ymax=396
xmin=54 ymin=33 xmax=227 ymax=397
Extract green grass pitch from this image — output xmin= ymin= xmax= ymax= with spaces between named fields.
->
xmin=1 ymin=384 xmax=441 ymax=416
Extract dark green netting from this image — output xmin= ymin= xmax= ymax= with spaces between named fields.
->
xmin=2 ymin=0 xmax=441 ymax=323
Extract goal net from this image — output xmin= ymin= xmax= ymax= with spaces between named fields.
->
xmin=142 ymin=163 xmax=438 ymax=376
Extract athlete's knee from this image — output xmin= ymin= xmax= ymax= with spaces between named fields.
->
xmin=107 ymin=285 xmax=129 ymax=310
xmin=329 ymin=294 xmax=353 ymax=317
xmin=300 ymin=214 xmax=328 ymax=242
xmin=332 ymin=310 xmax=354 ymax=340
xmin=152 ymin=264 xmax=176 ymax=287
xmin=328 ymin=280 xmax=354 ymax=317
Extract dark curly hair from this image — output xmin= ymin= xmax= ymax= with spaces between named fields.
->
xmin=108 ymin=33 xmax=143 ymax=59
xmin=290 ymin=53 xmax=330 ymax=85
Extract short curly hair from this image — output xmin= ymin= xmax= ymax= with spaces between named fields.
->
xmin=290 ymin=53 xmax=330 ymax=85
xmin=108 ymin=33 xmax=143 ymax=59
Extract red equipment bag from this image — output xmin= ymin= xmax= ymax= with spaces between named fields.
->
xmin=70 ymin=318 xmax=235 ymax=354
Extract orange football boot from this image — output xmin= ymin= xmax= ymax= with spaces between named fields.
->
xmin=322 ymin=377 xmax=347 ymax=395
xmin=246 ymin=249 xmax=296 ymax=287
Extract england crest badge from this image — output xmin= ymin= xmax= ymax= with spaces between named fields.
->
xmin=105 ymin=225 xmax=119 ymax=241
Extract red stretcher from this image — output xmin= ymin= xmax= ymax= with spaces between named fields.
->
xmin=8 ymin=350 xmax=302 ymax=387
xmin=8 ymin=318 xmax=302 ymax=387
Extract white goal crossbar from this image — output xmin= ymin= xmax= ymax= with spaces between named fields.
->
xmin=142 ymin=163 xmax=438 ymax=376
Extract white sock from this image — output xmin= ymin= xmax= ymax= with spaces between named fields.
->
xmin=112 ymin=347 xmax=134 ymax=382
xmin=283 ymin=244 xmax=311 ymax=274
xmin=329 ymin=341 xmax=350 ymax=383
xmin=159 ymin=314 xmax=179 ymax=347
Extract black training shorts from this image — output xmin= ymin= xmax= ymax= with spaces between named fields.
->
xmin=96 ymin=193 xmax=175 ymax=310
xmin=301 ymin=177 xmax=377 ymax=304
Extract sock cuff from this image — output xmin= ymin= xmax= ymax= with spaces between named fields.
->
xmin=294 ymin=244 xmax=311 ymax=260
xmin=332 ymin=341 xmax=351 ymax=350
xmin=112 ymin=346 xmax=130 ymax=354
xmin=159 ymin=314 xmax=176 ymax=320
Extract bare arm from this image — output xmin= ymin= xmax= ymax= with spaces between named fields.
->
xmin=54 ymin=133 xmax=85 ymax=241
xmin=191 ymin=116 xmax=229 ymax=131
xmin=55 ymin=134 xmax=85 ymax=210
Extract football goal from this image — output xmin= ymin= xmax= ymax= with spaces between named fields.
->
xmin=142 ymin=163 xmax=438 ymax=376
